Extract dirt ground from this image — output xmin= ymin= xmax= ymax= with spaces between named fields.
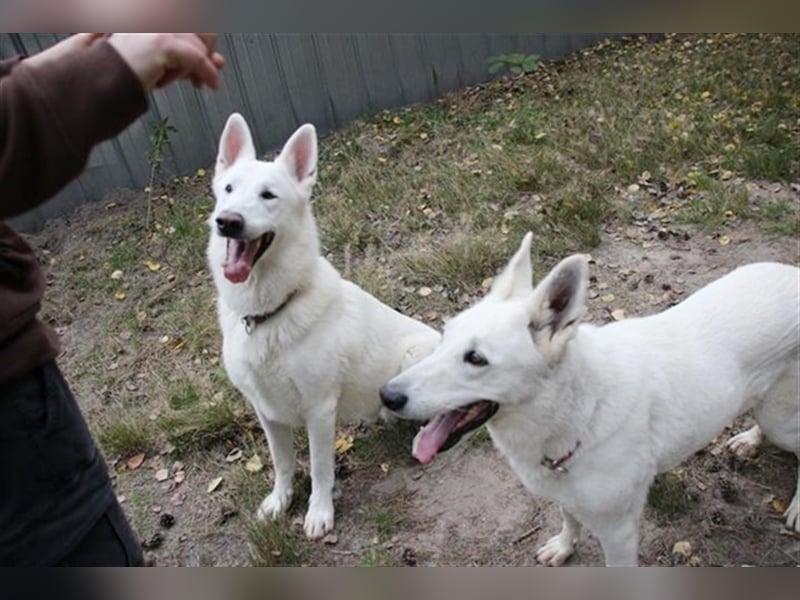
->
xmin=27 ymin=178 xmax=799 ymax=567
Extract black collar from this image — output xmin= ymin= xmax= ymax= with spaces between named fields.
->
xmin=541 ymin=439 xmax=581 ymax=474
xmin=240 ymin=290 xmax=297 ymax=335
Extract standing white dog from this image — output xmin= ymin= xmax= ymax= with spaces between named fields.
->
xmin=208 ymin=114 xmax=439 ymax=538
xmin=381 ymin=232 xmax=800 ymax=566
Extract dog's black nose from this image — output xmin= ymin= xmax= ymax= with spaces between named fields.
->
xmin=216 ymin=211 xmax=245 ymax=237
xmin=379 ymin=384 xmax=408 ymax=412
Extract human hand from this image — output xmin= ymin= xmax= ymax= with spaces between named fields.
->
xmin=107 ymin=33 xmax=225 ymax=92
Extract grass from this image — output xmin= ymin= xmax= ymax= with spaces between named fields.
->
xmin=247 ymin=518 xmax=310 ymax=567
xmin=359 ymin=546 xmax=399 ymax=567
xmin=158 ymin=394 xmax=250 ymax=455
xmin=367 ymin=506 xmax=404 ymax=539
xmin=752 ymin=199 xmax=800 ymax=237
xmin=96 ymin=414 xmax=156 ymax=458
xmin=36 ymin=33 xmax=799 ymax=566
xmin=350 ymin=420 xmax=420 ymax=467
xmin=647 ymin=472 xmax=694 ymax=518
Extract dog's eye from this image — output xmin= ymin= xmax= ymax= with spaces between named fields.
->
xmin=260 ymin=190 xmax=276 ymax=200
xmin=464 ymin=350 xmax=488 ymax=367
xmin=225 ymin=184 xmax=233 ymax=193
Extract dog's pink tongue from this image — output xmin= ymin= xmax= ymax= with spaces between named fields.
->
xmin=223 ymin=239 xmax=259 ymax=283
xmin=412 ymin=411 xmax=462 ymax=465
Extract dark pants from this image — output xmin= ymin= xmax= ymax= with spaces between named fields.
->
xmin=0 ymin=361 xmax=143 ymax=566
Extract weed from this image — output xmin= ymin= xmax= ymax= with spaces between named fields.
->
xmin=350 ymin=420 xmax=420 ymax=467
xmin=367 ymin=506 xmax=403 ymax=538
xmin=146 ymin=117 xmax=178 ymax=230
xmin=96 ymin=414 xmax=157 ymax=459
xmin=359 ymin=546 xmax=398 ymax=567
xmin=487 ymin=53 xmax=540 ymax=76
xmin=647 ymin=472 xmax=694 ymax=518
xmin=677 ymin=183 xmax=751 ymax=229
xmin=158 ymin=395 xmax=249 ymax=455
xmin=247 ymin=518 xmax=309 ymax=566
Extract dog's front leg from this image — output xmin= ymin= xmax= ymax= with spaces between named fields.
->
xmin=256 ymin=416 xmax=296 ymax=521
xmin=304 ymin=406 xmax=337 ymax=539
xmin=593 ymin=515 xmax=640 ymax=566
xmin=536 ymin=507 xmax=582 ymax=566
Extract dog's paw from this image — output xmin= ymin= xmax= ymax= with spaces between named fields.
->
xmin=536 ymin=533 xmax=575 ymax=567
xmin=726 ymin=425 xmax=763 ymax=459
xmin=304 ymin=499 xmax=334 ymax=539
xmin=256 ymin=487 xmax=294 ymax=521
xmin=784 ymin=494 xmax=800 ymax=533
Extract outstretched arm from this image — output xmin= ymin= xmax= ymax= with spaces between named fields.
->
xmin=0 ymin=33 xmax=224 ymax=220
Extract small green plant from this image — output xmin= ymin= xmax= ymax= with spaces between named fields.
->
xmin=368 ymin=506 xmax=403 ymax=538
xmin=359 ymin=546 xmax=398 ymax=567
xmin=647 ymin=472 xmax=694 ymax=518
xmin=247 ymin=519 xmax=309 ymax=566
xmin=146 ymin=117 xmax=178 ymax=230
xmin=96 ymin=417 xmax=156 ymax=459
xmin=487 ymin=53 xmax=539 ymax=76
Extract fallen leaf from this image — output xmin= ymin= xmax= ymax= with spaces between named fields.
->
xmin=380 ymin=463 xmax=390 ymax=474
xmin=419 ymin=132 xmax=429 ymax=140
xmin=771 ymin=497 xmax=786 ymax=513
xmin=672 ymin=540 xmax=692 ymax=557
xmin=110 ymin=270 xmax=123 ymax=280
xmin=245 ymin=454 xmax=263 ymax=473
xmin=418 ymin=286 xmax=433 ymax=297
xmin=114 ymin=291 xmax=126 ymax=301
xmin=534 ymin=132 xmax=547 ymax=140
xmin=700 ymin=90 xmax=712 ymax=100
xmin=174 ymin=471 xmax=186 ymax=484
xmin=601 ymin=293 xmax=616 ymax=303
xmin=377 ymin=157 xmax=388 ymax=164
xmin=627 ymin=183 xmax=640 ymax=193
xmin=143 ymin=259 xmax=161 ymax=272
xmin=155 ymin=468 xmax=169 ymax=482
xmin=611 ymin=309 xmax=625 ymax=321
xmin=719 ymin=235 xmax=732 ymax=246
xmin=225 ymin=448 xmax=243 ymax=463
xmin=207 ymin=476 xmax=223 ymax=493
xmin=392 ymin=116 xmax=403 ymax=125
xmin=126 ymin=453 xmax=145 ymax=470
xmin=196 ymin=168 xmax=207 ymax=177
xmin=481 ymin=277 xmax=494 ymax=290
xmin=335 ymin=435 xmax=354 ymax=454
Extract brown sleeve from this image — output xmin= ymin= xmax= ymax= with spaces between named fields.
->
xmin=0 ymin=56 xmax=23 ymax=78
xmin=0 ymin=41 xmax=148 ymax=219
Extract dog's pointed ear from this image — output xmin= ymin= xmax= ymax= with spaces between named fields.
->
xmin=526 ymin=254 xmax=588 ymax=364
xmin=279 ymin=123 xmax=318 ymax=186
xmin=488 ymin=232 xmax=534 ymax=301
xmin=217 ymin=113 xmax=256 ymax=172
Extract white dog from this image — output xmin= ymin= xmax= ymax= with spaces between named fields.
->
xmin=381 ymin=232 xmax=800 ymax=566
xmin=207 ymin=114 xmax=439 ymax=538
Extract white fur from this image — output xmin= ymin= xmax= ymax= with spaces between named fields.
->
xmin=384 ymin=232 xmax=800 ymax=565
xmin=208 ymin=114 xmax=439 ymax=538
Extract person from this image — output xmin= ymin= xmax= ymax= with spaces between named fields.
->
xmin=0 ymin=33 xmax=225 ymax=566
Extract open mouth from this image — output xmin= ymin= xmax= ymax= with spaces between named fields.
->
xmin=222 ymin=232 xmax=275 ymax=283
xmin=412 ymin=400 xmax=499 ymax=465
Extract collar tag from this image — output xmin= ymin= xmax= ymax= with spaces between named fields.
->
xmin=241 ymin=315 xmax=255 ymax=335
xmin=541 ymin=439 xmax=581 ymax=474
